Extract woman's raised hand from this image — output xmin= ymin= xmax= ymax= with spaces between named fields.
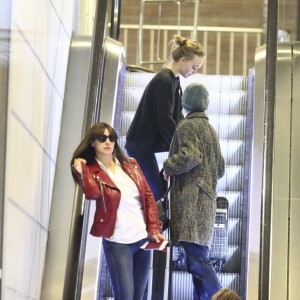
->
xmin=73 ymin=158 xmax=87 ymax=168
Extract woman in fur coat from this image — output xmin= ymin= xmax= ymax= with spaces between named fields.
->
xmin=163 ymin=83 xmax=225 ymax=300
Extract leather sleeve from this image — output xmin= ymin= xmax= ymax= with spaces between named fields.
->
xmin=71 ymin=163 xmax=101 ymax=200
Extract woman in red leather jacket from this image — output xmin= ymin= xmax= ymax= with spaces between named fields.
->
xmin=71 ymin=122 xmax=165 ymax=300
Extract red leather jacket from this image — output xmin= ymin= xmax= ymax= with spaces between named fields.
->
xmin=72 ymin=158 xmax=162 ymax=238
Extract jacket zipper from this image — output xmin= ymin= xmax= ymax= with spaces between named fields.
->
xmin=93 ymin=164 xmax=140 ymax=215
xmin=133 ymin=165 xmax=140 ymax=186
xmin=94 ymin=175 xmax=115 ymax=213
xmin=99 ymin=181 xmax=107 ymax=213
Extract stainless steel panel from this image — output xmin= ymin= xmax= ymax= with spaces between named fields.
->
xmin=249 ymin=43 xmax=295 ymax=300
xmin=269 ymin=43 xmax=292 ymax=300
xmin=42 ymin=34 xmax=126 ymax=300
xmin=99 ymin=37 xmax=125 ymax=124
xmin=247 ymin=45 xmax=267 ymax=300
xmin=41 ymin=36 xmax=92 ymax=300
xmin=289 ymin=42 xmax=300 ymax=300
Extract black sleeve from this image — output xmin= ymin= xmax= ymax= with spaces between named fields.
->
xmin=153 ymin=77 xmax=178 ymax=146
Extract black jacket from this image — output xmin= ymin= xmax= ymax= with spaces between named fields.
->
xmin=125 ymin=68 xmax=183 ymax=153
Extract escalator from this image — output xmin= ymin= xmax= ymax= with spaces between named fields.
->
xmin=120 ymin=70 xmax=251 ymax=298
xmin=42 ymin=0 xmax=251 ymax=299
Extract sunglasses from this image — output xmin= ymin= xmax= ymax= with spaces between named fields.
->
xmin=97 ymin=134 xmax=117 ymax=143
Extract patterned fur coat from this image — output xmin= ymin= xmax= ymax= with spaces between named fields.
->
xmin=163 ymin=111 xmax=225 ymax=247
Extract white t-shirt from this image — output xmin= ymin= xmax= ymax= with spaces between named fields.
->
xmin=96 ymin=158 xmax=148 ymax=244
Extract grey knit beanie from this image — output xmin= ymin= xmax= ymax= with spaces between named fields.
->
xmin=182 ymin=83 xmax=209 ymax=112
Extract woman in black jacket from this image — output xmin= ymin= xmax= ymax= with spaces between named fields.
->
xmin=125 ymin=34 xmax=205 ymax=201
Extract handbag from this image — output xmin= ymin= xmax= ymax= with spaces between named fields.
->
xmin=157 ymin=183 xmax=172 ymax=231
xmin=81 ymin=162 xmax=101 ymax=199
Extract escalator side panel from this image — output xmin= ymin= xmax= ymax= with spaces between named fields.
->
xmin=41 ymin=36 xmax=92 ymax=300
xmin=289 ymin=42 xmax=300 ymax=299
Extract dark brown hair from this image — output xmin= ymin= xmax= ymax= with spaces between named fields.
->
xmin=170 ymin=34 xmax=205 ymax=61
xmin=71 ymin=122 xmax=129 ymax=181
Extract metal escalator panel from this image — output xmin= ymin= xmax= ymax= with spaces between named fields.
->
xmin=250 ymin=42 xmax=300 ymax=300
xmin=99 ymin=37 xmax=126 ymax=126
xmin=268 ymin=43 xmax=292 ymax=300
xmin=120 ymin=71 xmax=249 ymax=297
xmin=287 ymin=42 xmax=300 ymax=300
xmin=41 ymin=30 xmax=126 ymax=300
xmin=74 ymin=36 xmax=126 ymax=300
xmin=80 ymin=37 xmax=126 ymax=300
xmin=41 ymin=36 xmax=92 ymax=300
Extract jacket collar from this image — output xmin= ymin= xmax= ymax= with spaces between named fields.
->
xmin=87 ymin=159 xmax=137 ymax=188
xmin=186 ymin=111 xmax=208 ymax=120
xmin=87 ymin=160 xmax=115 ymax=186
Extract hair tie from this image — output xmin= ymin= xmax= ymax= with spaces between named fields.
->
xmin=177 ymin=39 xmax=187 ymax=47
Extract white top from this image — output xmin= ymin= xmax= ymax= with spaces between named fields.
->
xmin=96 ymin=158 xmax=148 ymax=243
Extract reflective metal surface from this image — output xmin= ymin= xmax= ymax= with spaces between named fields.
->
xmin=41 ymin=35 xmax=92 ymax=300
xmin=289 ymin=42 xmax=300 ymax=300
xmin=269 ymin=42 xmax=292 ymax=300
xmin=251 ymin=42 xmax=300 ymax=300
xmin=247 ymin=45 xmax=267 ymax=300
xmin=258 ymin=1 xmax=278 ymax=298
xmin=99 ymin=37 xmax=125 ymax=124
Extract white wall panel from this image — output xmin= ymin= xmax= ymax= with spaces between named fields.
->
xmin=45 ymin=87 xmax=63 ymax=160
xmin=61 ymin=0 xmax=76 ymax=37
xmin=6 ymin=116 xmax=42 ymax=215
xmin=52 ymin=26 xmax=71 ymax=98
xmin=5 ymin=200 xmax=48 ymax=299
xmin=2 ymin=0 xmax=74 ymax=299
xmin=45 ymin=2 xmax=62 ymax=82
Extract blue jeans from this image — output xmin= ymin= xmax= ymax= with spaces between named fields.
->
xmin=126 ymin=151 xmax=164 ymax=201
xmin=126 ymin=151 xmax=166 ymax=299
xmin=180 ymin=242 xmax=223 ymax=300
xmin=102 ymin=238 xmax=150 ymax=300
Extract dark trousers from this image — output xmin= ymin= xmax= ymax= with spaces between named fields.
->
xmin=126 ymin=151 xmax=164 ymax=200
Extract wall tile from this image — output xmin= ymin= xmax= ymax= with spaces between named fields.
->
xmin=40 ymin=152 xmax=56 ymax=229
xmin=48 ymin=88 xmax=63 ymax=160
xmin=35 ymin=0 xmax=47 ymax=71
xmin=11 ymin=0 xmax=36 ymax=47
xmin=3 ymin=0 xmax=74 ymax=298
xmin=6 ymin=117 xmax=40 ymax=215
xmin=62 ymin=0 xmax=74 ymax=37
xmin=4 ymin=201 xmax=47 ymax=299
xmin=45 ymin=1 xmax=62 ymax=83
xmin=9 ymin=30 xmax=35 ymax=131
xmin=51 ymin=0 xmax=64 ymax=21
xmin=53 ymin=26 xmax=71 ymax=98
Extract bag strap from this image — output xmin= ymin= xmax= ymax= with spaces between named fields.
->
xmin=162 ymin=181 xmax=173 ymax=198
